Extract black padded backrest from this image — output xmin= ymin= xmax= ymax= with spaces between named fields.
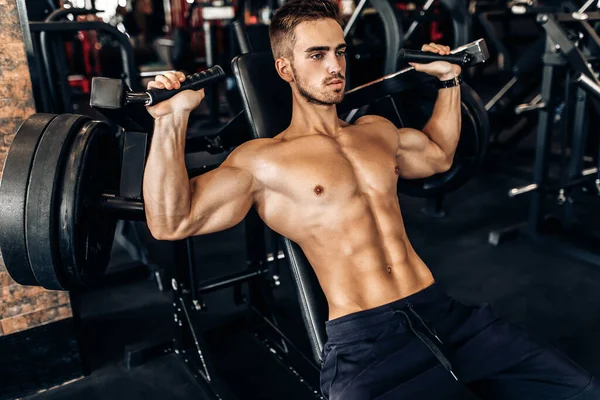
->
xmin=231 ymin=52 xmax=292 ymax=139
xmin=232 ymin=52 xmax=329 ymax=365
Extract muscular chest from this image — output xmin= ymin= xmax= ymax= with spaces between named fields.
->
xmin=259 ymin=135 xmax=398 ymax=203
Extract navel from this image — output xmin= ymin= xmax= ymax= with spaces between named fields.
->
xmin=314 ymin=185 xmax=324 ymax=196
xmin=394 ymin=166 xmax=400 ymax=176
xmin=386 ymin=265 xmax=393 ymax=274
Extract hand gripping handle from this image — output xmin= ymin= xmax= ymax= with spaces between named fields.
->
xmin=146 ymin=65 xmax=226 ymax=105
xmin=398 ymin=50 xmax=470 ymax=66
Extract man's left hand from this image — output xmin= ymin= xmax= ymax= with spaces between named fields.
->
xmin=409 ymin=43 xmax=462 ymax=81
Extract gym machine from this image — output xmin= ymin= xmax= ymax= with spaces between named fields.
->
xmin=472 ymin=0 xmax=553 ymax=149
xmin=489 ymin=2 xmax=600 ymax=266
xmin=0 ymin=35 xmax=490 ymax=398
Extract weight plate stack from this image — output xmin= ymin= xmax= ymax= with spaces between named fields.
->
xmin=59 ymin=120 xmax=121 ymax=288
xmin=26 ymin=114 xmax=90 ymax=290
xmin=0 ymin=114 xmax=58 ymax=286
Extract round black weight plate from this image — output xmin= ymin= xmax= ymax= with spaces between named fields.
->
xmin=26 ymin=114 xmax=90 ymax=290
xmin=395 ymin=82 xmax=490 ymax=197
xmin=0 ymin=114 xmax=58 ymax=286
xmin=59 ymin=121 xmax=120 ymax=288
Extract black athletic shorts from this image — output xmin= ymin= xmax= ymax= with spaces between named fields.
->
xmin=320 ymin=283 xmax=599 ymax=399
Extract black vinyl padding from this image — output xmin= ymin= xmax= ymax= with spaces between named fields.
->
xmin=232 ymin=52 xmax=329 ymax=365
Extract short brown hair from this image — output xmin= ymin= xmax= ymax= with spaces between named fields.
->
xmin=269 ymin=0 xmax=344 ymax=59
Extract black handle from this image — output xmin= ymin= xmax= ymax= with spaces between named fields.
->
xmin=146 ymin=66 xmax=226 ymax=105
xmin=398 ymin=50 xmax=470 ymax=66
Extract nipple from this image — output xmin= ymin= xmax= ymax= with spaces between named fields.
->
xmin=314 ymin=185 xmax=324 ymax=196
xmin=394 ymin=166 xmax=400 ymax=176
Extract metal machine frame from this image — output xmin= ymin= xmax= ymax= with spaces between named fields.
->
xmin=490 ymin=10 xmax=600 ymax=266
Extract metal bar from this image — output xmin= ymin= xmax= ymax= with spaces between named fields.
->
xmin=580 ymin=20 xmax=600 ymax=50
xmin=53 ymin=37 xmax=73 ymax=112
xmin=99 ymin=195 xmax=145 ymax=220
xmin=565 ymin=87 xmax=588 ymax=223
xmin=251 ymin=307 xmax=321 ymax=373
xmin=181 ymin=354 xmax=238 ymax=400
xmin=558 ymin=71 xmax=572 ymax=202
xmin=203 ymin=20 xmax=219 ymax=125
xmin=568 ymin=88 xmax=589 ymax=179
xmin=162 ymin=0 xmax=172 ymax=31
xmin=186 ymin=237 xmax=199 ymax=306
xmin=403 ymin=0 xmax=436 ymax=43
xmin=177 ymin=296 xmax=212 ymax=382
xmin=509 ymin=183 xmax=538 ymax=197
xmin=197 ymin=268 xmax=269 ymax=294
xmin=486 ymin=76 xmax=518 ymax=111
xmin=526 ymin=39 xmax=555 ymax=237
xmin=340 ymin=68 xmax=430 ymax=114
xmin=574 ymin=72 xmax=600 ymax=100
xmin=343 ymin=0 xmax=368 ymax=38
xmin=572 ymin=0 xmax=596 ymax=20
xmin=203 ymin=20 xmax=213 ymax=67
xmin=139 ymin=70 xmax=175 ymax=78
xmin=39 ymin=30 xmax=58 ymax=111
xmin=540 ymin=15 xmax=598 ymax=83
xmin=29 ymin=33 xmax=53 ymax=112
xmin=508 ymin=168 xmax=598 ymax=197
xmin=555 ymin=11 xmax=600 ymax=22
xmin=514 ymin=93 xmax=544 ymax=115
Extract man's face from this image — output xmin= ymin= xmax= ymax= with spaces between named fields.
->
xmin=289 ymin=19 xmax=347 ymax=106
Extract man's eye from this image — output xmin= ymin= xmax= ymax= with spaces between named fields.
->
xmin=337 ymin=51 xmax=346 ymax=57
xmin=311 ymin=53 xmax=323 ymax=60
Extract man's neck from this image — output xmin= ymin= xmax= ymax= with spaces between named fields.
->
xmin=285 ymin=96 xmax=345 ymax=139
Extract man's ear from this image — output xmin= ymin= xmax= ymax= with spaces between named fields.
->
xmin=275 ymin=57 xmax=294 ymax=83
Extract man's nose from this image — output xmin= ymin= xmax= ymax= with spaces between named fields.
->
xmin=328 ymin=56 xmax=343 ymax=75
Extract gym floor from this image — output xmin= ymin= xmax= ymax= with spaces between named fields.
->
xmin=23 ymin=150 xmax=600 ymax=400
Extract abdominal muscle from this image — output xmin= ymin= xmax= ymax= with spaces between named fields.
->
xmin=294 ymin=194 xmax=435 ymax=321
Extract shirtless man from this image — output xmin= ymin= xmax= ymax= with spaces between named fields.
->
xmin=142 ymin=1 xmax=598 ymax=398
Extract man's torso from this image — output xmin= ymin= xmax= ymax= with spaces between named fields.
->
xmin=243 ymin=118 xmax=434 ymax=320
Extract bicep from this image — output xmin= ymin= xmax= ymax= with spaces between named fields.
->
xmin=187 ymin=165 xmax=255 ymax=235
xmin=396 ymin=128 xmax=448 ymax=179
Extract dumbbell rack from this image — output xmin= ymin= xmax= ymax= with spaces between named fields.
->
xmin=489 ymin=10 xmax=600 ymax=266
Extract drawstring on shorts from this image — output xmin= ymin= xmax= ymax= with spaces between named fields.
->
xmin=394 ymin=304 xmax=458 ymax=381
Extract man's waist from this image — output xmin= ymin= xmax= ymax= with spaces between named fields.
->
xmin=325 ymin=281 xmax=453 ymax=344
xmin=321 ymin=258 xmax=434 ymax=320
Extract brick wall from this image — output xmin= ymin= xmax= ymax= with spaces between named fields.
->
xmin=0 ymin=0 xmax=73 ymax=337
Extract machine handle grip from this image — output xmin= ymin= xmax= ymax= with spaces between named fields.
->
xmin=398 ymin=49 xmax=470 ymax=66
xmin=146 ymin=66 xmax=226 ymax=105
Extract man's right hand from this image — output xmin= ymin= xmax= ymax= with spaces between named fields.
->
xmin=146 ymin=71 xmax=205 ymax=119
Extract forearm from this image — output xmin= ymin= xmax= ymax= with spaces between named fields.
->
xmin=143 ymin=113 xmax=192 ymax=237
xmin=422 ymin=84 xmax=461 ymax=158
